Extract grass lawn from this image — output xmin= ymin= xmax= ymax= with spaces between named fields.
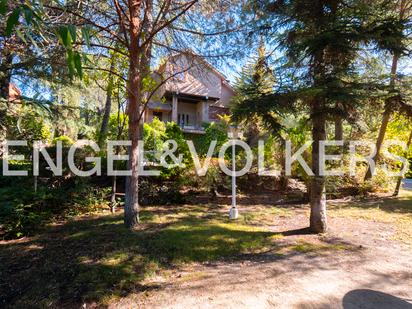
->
xmin=1 ymin=191 xmax=411 ymax=308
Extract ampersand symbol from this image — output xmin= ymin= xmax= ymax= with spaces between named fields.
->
xmin=160 ymin=139 xmax=185 ymax=168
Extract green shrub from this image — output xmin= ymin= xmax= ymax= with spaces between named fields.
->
xmin=143 ymin=117 xmax=167 ymax=157
xmin=0 ymin=177 xmax=109 ymax=239
xmin=196 ymin=122 xmax=228 ymax=157
xmin=52 ymin=135 xmax=74 ymax=147
xmin=6 ymin=109 xmax=51 ymax=145
xmin=138 ymin=178 xmax=185 ymax=205
xmin=180 ymin=159 xmax=230 ymax=195
xmin=142 ymin=119 xmax=192 ymax=180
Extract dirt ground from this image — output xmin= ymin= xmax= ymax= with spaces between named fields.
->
xmin=2 ymin=193 xmax=412 ymax=309
xmin=112 ymin=198 xmax=412 ymax=309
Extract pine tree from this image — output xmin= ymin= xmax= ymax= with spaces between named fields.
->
xmin=231 ymin=42 xmax=279 ymax=145
xmin=232 ymin=42 xmax=292 ymax=140
xmin=240 ymin=0 xmax=409 ymax=233
xmin=234 ymin=42 xmax=275 ymax=99
xmin=365 ymin=0 xmax=412 ymax=181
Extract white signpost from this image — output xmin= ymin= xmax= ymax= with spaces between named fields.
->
xmin=228 ymin=125 xmax=242 ymax=220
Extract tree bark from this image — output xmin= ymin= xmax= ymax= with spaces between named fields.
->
xmin=334 ymin=118 xmax=343 ymax=141
xmin=364 ymin=107 xmax=391 ymax=180
xmin=0 ymin=53 xmax=13 ymax=100
xmin=393 ymin=130 xmax=412 ymax=196
xmin=279 ymin=137 xmax=288 ymax=191
xmin=124 ymin=0 xmax=143 ymax=228
xmin=138 ymin=0 xmax=153 ymax=140
xmin=310 ymin=105 xmax=327 ymax=233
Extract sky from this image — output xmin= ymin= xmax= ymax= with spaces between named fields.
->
xmin=13 ymin=40 xmax=412 ymax=101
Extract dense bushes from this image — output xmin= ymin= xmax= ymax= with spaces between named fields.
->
xmin=2 ymin=114 xmax=409 ymax=239
xmin=0 ymin=148 xmax=110 ymax=239
xmin=196 ymin=121 xmax=229 ymax=156
xmin=142 ymin=118 xmax=192 ymax=179
xmin=5 ymin=108 xmax=51 ymax=146
xmin=0 ymin=174 xmax=109 ymax=239
xmin=139 ymin=178 xmax=185 ymax=205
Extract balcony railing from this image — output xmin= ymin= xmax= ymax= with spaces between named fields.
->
xmin=179 ymin=123 xmax=205 ymax=134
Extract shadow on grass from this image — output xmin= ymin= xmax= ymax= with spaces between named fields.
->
xmin=0 ymin=204 xmax=356 ymax=308
xmin=280 ymin=227 xmax=314 ymax=236
xmin=0 ymin=206 xmax=275 ymax=308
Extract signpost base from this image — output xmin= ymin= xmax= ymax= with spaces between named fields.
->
xmin=229 ymin=207 xmax=238 ymax=220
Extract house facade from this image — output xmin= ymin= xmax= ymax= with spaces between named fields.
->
xmin=9 ymin=83 xmax=21 ymax=102
xmin=144 ymin=54 xmax=234 ymax=134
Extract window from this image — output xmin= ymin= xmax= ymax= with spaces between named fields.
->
xmin=153 ymin=111 xmax=162 ymax=121
xmin=178 ymin=113 xmax=190 ymax=127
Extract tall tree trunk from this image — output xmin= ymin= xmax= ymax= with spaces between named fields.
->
xmin=124 ymin=0 xmax=154 ymax=228
xmin=98 ymin=57 xmax=115 ymax=148
xmin=0 ymin=52 xmax=13 ymax=158
xmin=0 ymin=53 xmax=13 ymax=100
xmin=279 ymin=137 xmax=288 ymax=191
xmin=393 ymin=130 xmax=412 ymax=196
xmin=138 ymin=0 xmax=153 ymax=140
xmin=124 ymin=116 xmax=140 ymax=228
xmin=0 ymin=76 xmax=10 ymax=100
xmin=364 ymin=53 xmax=398 ymax=180
xmin=334 ymin=118 xmax=343 ymax=141
xmin=124 ymin=0 xmax=143 ymax=228
xmin=365 ymin=0 xmax=407 ymax=180
xmin=310 ymin=104 xmax=327 ymax=233
xmin=364 ymin=107 xmax=392 ymax=180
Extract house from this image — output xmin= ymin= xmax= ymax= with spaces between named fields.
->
xmin=144 ymin=53 xmax=235 ymax=134
xmin=9 ymin=83 xmax=21 ymax=103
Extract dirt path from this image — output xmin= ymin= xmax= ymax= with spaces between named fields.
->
xmin=112 ymin=212 xmax=412 ymax=309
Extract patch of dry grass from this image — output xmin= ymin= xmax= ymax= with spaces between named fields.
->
xmin=242 ymin=206 xmax=293 ymax=226
xmin=285 ymin=239 xmax=351 ymax=253
xmin=329 ymin=190 xmax=412 ymax=245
